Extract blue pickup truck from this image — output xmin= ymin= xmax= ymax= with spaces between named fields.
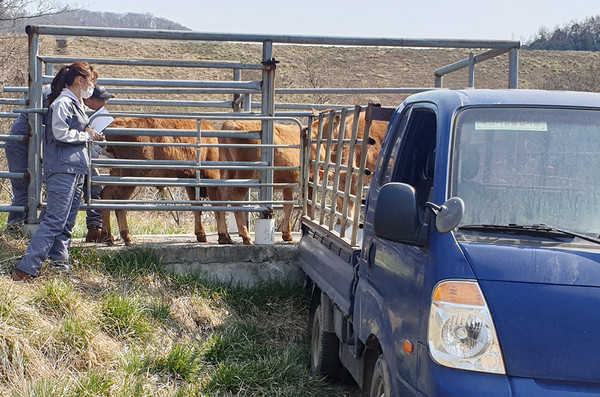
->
xmin=299 ymin=89 xmax=600 ymax=396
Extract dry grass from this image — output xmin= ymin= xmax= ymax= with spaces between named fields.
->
xmin=0 ymin=237 xmax=354 ymax=396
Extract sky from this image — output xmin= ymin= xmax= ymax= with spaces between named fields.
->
xmin=67 ymin=0 xmax=599 ymax=43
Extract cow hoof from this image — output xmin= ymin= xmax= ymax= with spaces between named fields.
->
xmin=282 ymin=232 xmax=293 ymax=242
xmin=120 ymin=232 xmax=134 ymax=246
xmin=242 ymin=238 xmax=254 ymax=246
xmin=98 ymin=231 xmax=113 ymax=245
xmin=218 ymin=234 xmax=234 ymax=244
xmin=196 ymin=233 xmax=207 ymax=243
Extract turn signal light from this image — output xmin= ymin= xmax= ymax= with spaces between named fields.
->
xmin=433 ymin=281 xmax=484 ymax=306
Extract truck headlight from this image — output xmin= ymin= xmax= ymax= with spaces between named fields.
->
xmin=428 ymin=280 xmax=505 ymax=374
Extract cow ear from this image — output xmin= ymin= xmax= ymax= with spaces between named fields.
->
xmin=311 ymin=108 xmax=320 ymax=116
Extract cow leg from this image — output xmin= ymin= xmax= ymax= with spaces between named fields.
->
xmin=233 ymin=211 xmax=252 ymax=245
xmin=211 ymin=187 xmax=234 ymax=244
xmin=231 ymin=187 xmax=252 ymax=245
xmin=102 ymin=184 xmax=136 ymax=246
xmin=114 ymin=209 xmax=133 ymax=246
xmin=215 ymin=211 xmax=233 ymax=244
xmin=100 ymin=207 xmax=114 ymax=246
xmin=185 ymin=186 xmax=207 ymax=243
xmin=281 ymin=188 xmax=294 ymax=242
xmin=98 ymin=185 xmax=122 ymax=246
xmin=194 ymin=211 xmax=207 ymax=243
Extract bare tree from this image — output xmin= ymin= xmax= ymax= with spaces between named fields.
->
xmin=0 ymin=0 xmax=75 ymax=31
xmin=301 ymin=55 xmax=334 ymax=104
xmin=541 ymin=60 xmax=600 ymax=92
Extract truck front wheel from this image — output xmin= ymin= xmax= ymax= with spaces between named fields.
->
xmin=310 ymin=303 xmax=341 ymax=379
xmin=369 ymin=354 xmax=392 ymax=397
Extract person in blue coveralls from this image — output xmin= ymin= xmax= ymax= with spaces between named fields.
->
xmin=12 ymin=61 xmax=104 ymax=282
xmin=3 ymin=84 xmax=113 ymax=242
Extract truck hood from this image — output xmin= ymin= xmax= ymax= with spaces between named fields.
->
xmin=461 ymin=242 xmax=600 ymax=383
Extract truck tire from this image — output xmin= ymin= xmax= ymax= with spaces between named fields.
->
xmin=369 ymin=354 xmax=392 ymax=397
xmin=310 ymin=303 xmax=341 ymax=379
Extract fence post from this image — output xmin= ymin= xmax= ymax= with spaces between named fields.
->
xmin=256 ymin=40 xmax=276 ymax=244
xmin=509 ymin=47 xmax=519 ymax=89
xmin=232 ymin=68 xmax=241 ymax=112
xmin=468 ymin=52 xmax=475 ymax=88
xmin=26 ymin=27 xmax=43 ymax=230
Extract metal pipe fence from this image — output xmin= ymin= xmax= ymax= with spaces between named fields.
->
xmin=0 ymin=25 xmax=519 ymax=243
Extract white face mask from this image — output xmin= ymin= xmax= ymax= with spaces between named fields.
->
xmin=81 ymin=84 xmax=94 ymax=99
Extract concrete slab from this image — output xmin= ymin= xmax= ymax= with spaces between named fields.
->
xmin=73 ymin=232 xmax=303 ymax=286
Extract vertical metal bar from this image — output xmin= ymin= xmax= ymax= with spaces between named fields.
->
xmin=298 ymin=121 xmax=306 ymax=217
xmin=195 ymin=119 xmax=203 ymax=200
xmin=328 ymin=108 xmax=347 ymax=230
xmin=339 ymin=106 xmax=361 ymax=237
xmin=45 ymin=61 xmax=53 ymax=76
xmin=351 ymin=107 xmax=371 ymax=246
xmin=435 ymin=75 xmax=443 ymax=88
xmin=233 ymin=68 xmax=241 ymax=112
xmin=310 ymin=114 xmax=326 ymax=220
xmin=87 ymin=145 xmax=92 ymax=207
xmin=257 ymin=40 xmax=275 ymax=243
xmin=27 ymin=30 xmax=43 ymax=226
xmin=508 ymin=47 xmax=519 ymax=89
xmin=243 ymin=94 xmax=251 ymax=111
xmin=301 ymin=119 xmax=313 ymax=216
xmin=468 ymin=52 xmax=475 ymax=88
xmin=318 ymin=111 xmax=336 ymax=225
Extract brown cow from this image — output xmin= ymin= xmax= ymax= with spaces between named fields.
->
xmin=214 ymin=120 xmax=309 ymax=245
xmin=99 ymin=118 xmax=219 ymax=246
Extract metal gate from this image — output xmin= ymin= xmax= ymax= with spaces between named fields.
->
xmin=0 ymin=25 xmax=519 ymax=243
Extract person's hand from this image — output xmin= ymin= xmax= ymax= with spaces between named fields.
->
xmin=85 ymin=126 xmax=103 ymax=141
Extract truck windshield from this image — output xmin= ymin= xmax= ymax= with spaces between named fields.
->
xmin=451 ymin=106 xmax=600 ymax=237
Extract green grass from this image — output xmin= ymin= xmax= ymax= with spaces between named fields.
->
xmin=101 ymin=292 xmax=154 ymax=340
xmin=0 ymin=235 xmax=356 ymax=396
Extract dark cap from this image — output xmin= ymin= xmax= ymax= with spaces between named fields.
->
xmin=91 ymin=85 xmax=114 ymax=100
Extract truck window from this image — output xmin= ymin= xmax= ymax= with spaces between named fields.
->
xmin=452 ymin=107 xmax=600 ymax=236
xmin=386 ymin=108 xmax=437 ymax=221
xmin=379 ymin=107 xmax=411 ymax=185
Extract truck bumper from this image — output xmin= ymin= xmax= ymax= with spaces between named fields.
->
xmin=416 ymin=343 xmax=600 ymax=396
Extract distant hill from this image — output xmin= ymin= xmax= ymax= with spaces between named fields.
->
xmin=1 ymin=9 xmax=191 ymax=34
xmin=525 ymin=15 xmax=600 ymax=51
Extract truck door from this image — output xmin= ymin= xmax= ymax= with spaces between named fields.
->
xmin=357 ymin=104 xmax=437 ymax=394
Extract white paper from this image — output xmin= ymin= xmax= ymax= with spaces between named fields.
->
xmin=89 ymin=107 xmax=114 ymax=132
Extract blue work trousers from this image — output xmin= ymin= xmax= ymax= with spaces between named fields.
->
xmin=4 ymin=140 xmax=100 ymax=228
xmin=4 ymin=140 xmax=29 ymax=225
xmin=16 ymin=172 xmax=85 ymax=277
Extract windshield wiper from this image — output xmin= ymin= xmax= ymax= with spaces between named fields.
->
xmin=460 ymin=223 xmax=600 ymax=245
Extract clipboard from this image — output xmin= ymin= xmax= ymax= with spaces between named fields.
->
xmin=89 ymin=107 xmax=114 ymax=132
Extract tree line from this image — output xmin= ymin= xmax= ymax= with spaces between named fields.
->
xmin=525 ymin=15 xmax=600 ymax=51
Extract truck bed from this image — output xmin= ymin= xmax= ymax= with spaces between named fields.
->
xmin=298 ymin=218 xmax=360 ymax=316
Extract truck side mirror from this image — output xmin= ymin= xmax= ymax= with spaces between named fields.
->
xmin=373 ymin=183 xmax=425 ymax=246
xmin=426 ymin=197 xmax=465 ymax=233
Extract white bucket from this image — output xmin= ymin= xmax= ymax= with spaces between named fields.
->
xmin=254 ymin=218 xmax=274 ymax=245
xmin=227 ymin=212 xmax=238 ymax=233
